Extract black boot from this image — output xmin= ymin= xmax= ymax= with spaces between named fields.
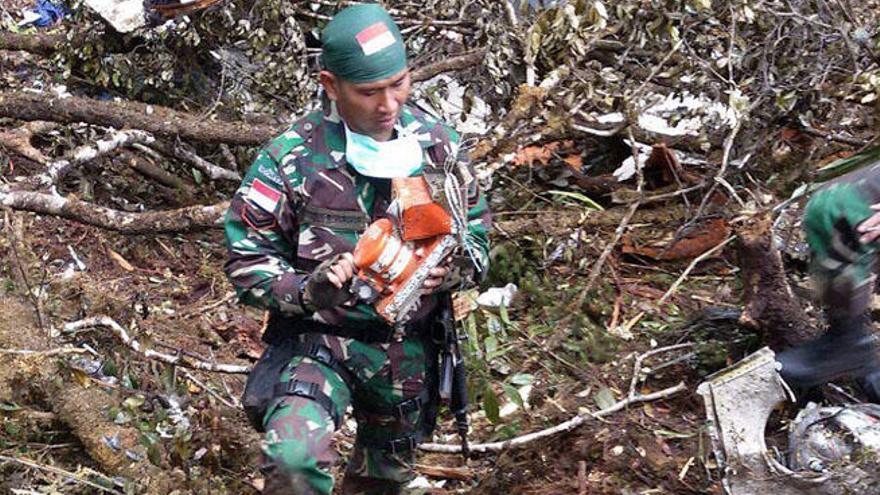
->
xmin=857 ymin=368 xmax=880 ymax=403
xmin=777 ymin=315 xmax=880 ymax=400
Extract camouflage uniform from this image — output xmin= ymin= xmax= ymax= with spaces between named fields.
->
xmin=224 ymin=99 xmax=491 ymax=494
xmin=778 ymin=158 xmax=880 ymax=401
xmin=803 ymin=162 xmax=880 ymax=318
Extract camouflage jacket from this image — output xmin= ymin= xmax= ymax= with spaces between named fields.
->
xmin=224 ymin=100 xmax=491 ymax=328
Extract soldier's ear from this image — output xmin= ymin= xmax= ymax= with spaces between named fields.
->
xmin=320 ymin=71 xmax=339 ymax=101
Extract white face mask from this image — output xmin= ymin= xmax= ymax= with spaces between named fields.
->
xmin=344 ymin=124 xmax=423 ymax=178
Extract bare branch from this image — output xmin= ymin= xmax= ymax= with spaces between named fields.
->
xmin=64 ymin=316 xmax=249 ymax=374
xmin=150 ymin=140 xmax=241 ymax=182
xmin=0 ymin=31 xmax=68 ymax=56
xmin=48 ymin=129 xmax=155 ymax=184
xmin=419 ymin=382 xmax=687 ymax=454
xmin=0 ymin=121 xmax=58 ymax=164
xmin=0 ymin=91 xmax=279 ymax=145
xmin=411 ymin=49 xmax=487 ymax=83
xmin=658 ymin=235 xmax=737 ymax=306
xmin=0 ymin=191 xmax=227 ymax=234
xmin=0 ymin=454 xmax=122 ymax=494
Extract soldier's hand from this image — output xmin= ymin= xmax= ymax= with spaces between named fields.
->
xmin=421 ymin=254 xmax=452 ymax=294
xmin=326 ymin=253 xmax=356 ymax=288
xmin=303 ymin=253 xmax=356 ymax=311
xmin=858 ymin=204 xmax=880 ymax=244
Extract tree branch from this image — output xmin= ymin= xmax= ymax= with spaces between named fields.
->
xmin=0 ymin=31 xmax=68 ymax=56
xmin=410 ymin=49 xmax=487 ymax=82
xmin=0 ymin=91 xmax=279 ymax=145
xmin=48 ymin=129 xmax=155 ymax=184
xmin=64 ymin=316 xmax=249 ymax=374
xmin=0 ymin=191 xmax=227 ymax=234
xmin=419 ymin=382 xmax=687 ymax=454
xmin=150 ymin=140 xmax=241 ymax=182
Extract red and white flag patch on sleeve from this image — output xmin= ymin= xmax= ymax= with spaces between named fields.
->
xmin=245 ymin=178 xmax=282 ymax=212
xmin=355 ymin=22 xmax=396 ymax=56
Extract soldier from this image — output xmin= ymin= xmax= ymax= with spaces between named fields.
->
xmin=777 ymin=156 xmax=880 ymax=403
xmin=223 ymin=4 xmax=491 ymax=495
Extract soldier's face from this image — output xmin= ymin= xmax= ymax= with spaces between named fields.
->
xmin=320 ymin=69 xmax=411 ymax=142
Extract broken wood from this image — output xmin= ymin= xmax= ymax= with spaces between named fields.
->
xmin=64 ymin=316 xmax=249 ymax=373
xmin=414 ymin=464 xmax=474 ymax=481
xmin=0 ymin=32 xmax=68 ymax=56
xmin=48 ymin=129 xmax=155 ymax=184
xmin=0 ymin=91 xmax=279 ymax=145
xmin=0 ymin=120 xmax=58 ymax=164
xmin=0 ymin=296 xmax=184 ymax=492
xmin=410 ymin=49 xmax=486 ymax=83
xmin=149 ymin=140 xmax=241 ymax=182
xmin=736 ymin=211 xmax=820 ymax=347
xmin=122 ymin=149 xmax=192 ymax=191
xmin=0 ymin=190 xmax=227 ymax=234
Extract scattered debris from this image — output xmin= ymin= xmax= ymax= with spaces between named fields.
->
xmin=83 ymin=0 xmax=145 ymax=33
xmin=476 ymin=283 xmax=518 ymax=308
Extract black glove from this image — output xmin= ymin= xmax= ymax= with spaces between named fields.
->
xmin=301 ymin=254 xmax=355 ymax=312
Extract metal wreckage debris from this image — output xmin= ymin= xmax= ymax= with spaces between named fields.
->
xmin=698 ymin=348 xmax=880 ymax=494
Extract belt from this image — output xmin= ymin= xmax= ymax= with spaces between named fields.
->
xmin=263 ymin=316 xmax=405 ymax=346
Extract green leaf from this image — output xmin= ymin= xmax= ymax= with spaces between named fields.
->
xmin=0 ymin=402 xmax=22 ymax=412
xmin=483 ymin=384 xmax=500 ymax=424
xmin=547 ymin=190 xmax=604 ymax=210
xmin=511 ymin=373 xmax=535 ymax=387
xmin=192 ymin=168 xmax=204 ymax=185
xmin=484 ymin=335 xmax=498 ymax=358
xmin=654 ymin=428 xmax=695 ymax=439
xmin=815 ymin=145 xmax=880 ymax=183
xmin=123 ymin=395 xmax=146 ymax=411
xmin=499 ymin=303 xmax=511 ymax=327
xmin=594 ymin=386 xmax=616 ymax=410
xmin=503 ymin=383 xmax=524 ymax=409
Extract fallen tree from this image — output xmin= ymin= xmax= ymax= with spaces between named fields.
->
xmin=0 ymin=51 xmax=487 ymax=145
xmin=0 ymin=31 xmax=68 ymax=56
xmin=0 ymin=191 xmax=228 ymax=234
xmin=0 ymin=296 xmax=184 ymax=492
xmin=0 ymin=91 xmax=278 ymax=146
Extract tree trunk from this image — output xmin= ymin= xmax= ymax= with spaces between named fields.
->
xmin=0 ymin=32 xmax=67 ymax=56
xmin=0 ymin=91 xmax=280 ymax=145
xmin=1 ymin=190 xmax=228 ymax=234
xmin=736 ymin=211 xmax=821 ymax=348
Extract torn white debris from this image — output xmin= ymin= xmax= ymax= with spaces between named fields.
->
xmin=636 ymin=92 xmax=738 ymax=137
xmin=413 ymin=75 xmax=491 ymax=135
xmin=84 ymin=0 xmax=146 ymax=33
xmin=789 ymin=402 xmax=880 ymax=478
xmin=476 ymin=283 xmax=518 ymax=308
xmin=698 ymin=347 xmax=880 ymax=494
xmin=67 ymin=245 xmax=87 ymax=271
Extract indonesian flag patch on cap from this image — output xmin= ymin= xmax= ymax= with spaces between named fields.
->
xmin=355 ymin=22 xmax=397 ymax=56
xmin=245 ymin=178 xmax=282 ymax=213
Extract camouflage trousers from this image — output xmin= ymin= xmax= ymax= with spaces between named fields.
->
xmin=259 ymin=331 xmax=429 ymax=495
xmin=803 ymin=163 xmax=880 ymax=320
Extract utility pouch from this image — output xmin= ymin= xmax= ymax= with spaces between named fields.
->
xmin=242 ymin=338 xmax=299 ymax=432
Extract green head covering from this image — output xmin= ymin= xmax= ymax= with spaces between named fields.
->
xmin=321 ymin=4 xmax=407 ymax=83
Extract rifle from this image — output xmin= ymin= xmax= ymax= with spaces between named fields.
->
xmin=436 ymin=293 xmax=470 ymax=458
